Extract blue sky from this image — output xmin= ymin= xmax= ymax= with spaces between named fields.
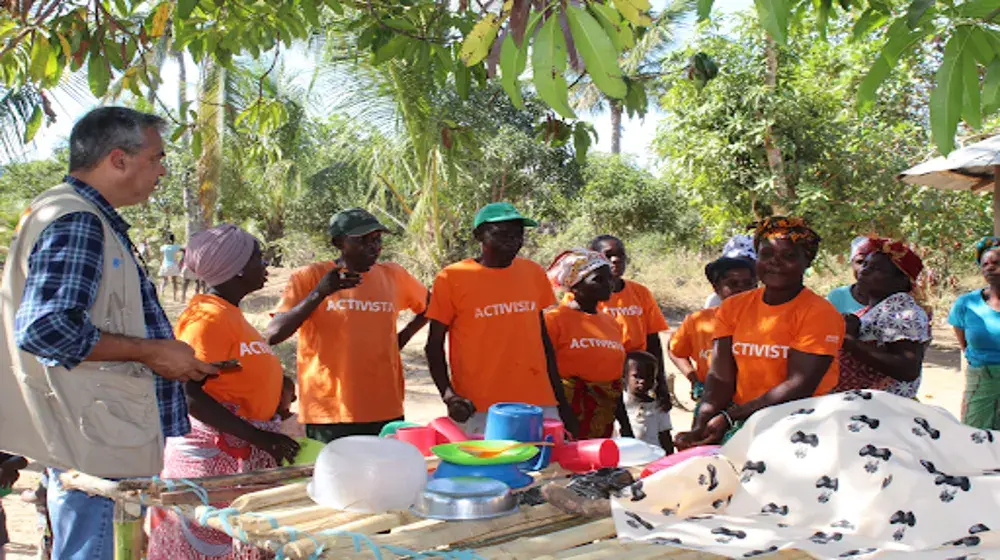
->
xmin=20 ymin=0 xmax=754 ymax=165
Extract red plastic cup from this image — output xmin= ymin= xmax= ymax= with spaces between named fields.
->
xmin=554 ymin=439 xmax=619 ymax=472
xmin=395 ymin=426 xmax=438 ymax=456
xmin=543 ymin=418 xmax=568 ymax=447
xmin=640 ymin=445 xmax=721 ymax=478
xmin=428 ymin=417 xmax=471 ymax=444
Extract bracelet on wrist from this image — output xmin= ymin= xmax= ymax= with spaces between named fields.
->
xmin=720 ymin=409 xmax=734 ymax=428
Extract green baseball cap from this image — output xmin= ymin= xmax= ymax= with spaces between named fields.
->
xmin=328 ymin=208 xmax=390 ymax=238
xmin=473 ymin=202 xmax=539 ymax=230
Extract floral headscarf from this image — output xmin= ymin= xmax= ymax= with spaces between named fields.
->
xmin=975 ymin=237 xmax=1000 ymax=264
xmin=856 ymin=237 xmax=924 ymax=282
xmin=547 ymin=248 xmax=611 ymax=290
xmin=750 ymin=216 xmax=822 ymax=263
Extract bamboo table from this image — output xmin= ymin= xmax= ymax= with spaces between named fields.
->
xmin=59 ymin=462 xmax=814 ymax=560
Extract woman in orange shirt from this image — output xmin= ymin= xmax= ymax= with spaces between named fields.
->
xmin=148 ymin=225 xmax=299 ymax=560
xmin=676 ymin=217 xmax=845 ymax=449
xmin=545 ymin=249 xmax=632 ymax=439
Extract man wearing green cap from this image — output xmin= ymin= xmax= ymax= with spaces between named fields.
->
xmin=265 ymin=208 xmax=429 ymax=442
xmin=425 ymin=202 xmax=579 ymax=436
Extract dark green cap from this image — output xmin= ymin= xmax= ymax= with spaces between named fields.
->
xmin=328 ymin=208 xmax=390 ymax=238
xmin=473 ymin=202 xmax=538 ymax=230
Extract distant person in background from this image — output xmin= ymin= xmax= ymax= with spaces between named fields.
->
xmin=266 ymin=208 xmax=428 ymax=443
xmin=826 ymin=236 xmax=869 ymax=314
xmin=834 ymin=237 xmax=929 ymax=398
xmin=0 ymin=453 xmax=29 ymax=560
xmin=179 ymin=247 xmax=204 ymax=301
xmin=669 ymin=256 xmax=757 ymax=419
xmin=159 ymin=232 xmax=182 ymax=301
xmin=544 ymin=249 xmax=629 ymax=439
xmin=582 ymin=235 xmax=672 ymax=411
xmin=703 ymin=234 xmax=757 ymax=309
xmin=425 ymin=202 xmax=578 ymax=436
xmin=949 ymin=237 xmax=1000 ymax=430
xmin=148 ymin=224 xmax=298 ymax=560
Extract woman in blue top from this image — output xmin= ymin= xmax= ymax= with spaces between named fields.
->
xmin=826 ymin=236 xmax=868 ymax=314
xmin=159 ymin=232 xmax=183 ymax=302
xmin=949 ymin=236 xmax=1000 ymax=430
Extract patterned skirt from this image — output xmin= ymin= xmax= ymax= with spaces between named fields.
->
xmin=562 ymin=377 xmax=623 ymax=440
xmin=962 ymin=364 xmax=1000 ymax=430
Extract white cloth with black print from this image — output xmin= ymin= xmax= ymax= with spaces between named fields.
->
xmin=612 ymin=391 xmax=1000 ymax=559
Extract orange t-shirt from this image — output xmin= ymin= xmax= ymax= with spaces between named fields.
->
xmin=544 ymin=306 xmax=626 ymax=383
xmin=426 ymin=257 xmax=558 ymax=411
xmin=564 ymin=279 xmax=668 ymax=351
xmin=175 ymin=294 xmax=284 ymax=421
xmin=275 ymin=261 xmax=427 ymax=424
xmin=714 ymin=287 xmax=844 ymax=405
xmin=668 ymin=307 xmax=718 ymax=383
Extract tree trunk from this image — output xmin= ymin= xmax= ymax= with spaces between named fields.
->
xmin=762 ymin=36 xmax=793 ymax=211
xmin=610 ymin=101 xmax=622 ymax=155
xmin=175 ymin=50 xmax=200 ymax=240
xmin=195 ymin=59 xmax=225 ymax=229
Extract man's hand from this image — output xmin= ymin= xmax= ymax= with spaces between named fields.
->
xmin=140 ymin=340 xmax=218 ymax=382
xmin=443 ymin=390 xmax=475 ymax=423
xmin=675 ymin=413 xmax=728 ymax=450
xmin=316 ymin=267 xmax=362 ymax=298
xmin=253 ymin=430 xmax=301 ymax=464
xmin=0 ymin=456 xmax=27 ymax=489
xmin=844 ymin=314 xmax=861 ymax=339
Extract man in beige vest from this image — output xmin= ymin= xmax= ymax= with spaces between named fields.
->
xmin=0 ymin=107 xmax=216 ymax=560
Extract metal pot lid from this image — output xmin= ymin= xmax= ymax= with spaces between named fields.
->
xmin=424 ymin=476 xmax=510 ymax=498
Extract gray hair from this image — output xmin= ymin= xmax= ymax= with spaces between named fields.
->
xmin=68 ymin=107 xmax=167 ymax=171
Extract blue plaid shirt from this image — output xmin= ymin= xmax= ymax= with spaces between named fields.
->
xmin=14 ymin=176 xmax=190 ymax=437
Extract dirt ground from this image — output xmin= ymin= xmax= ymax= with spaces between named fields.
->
xmin=1 ymin=269 xmax=967 ymax=558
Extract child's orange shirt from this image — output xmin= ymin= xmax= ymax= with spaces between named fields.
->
xmin=544 ymin=305 xmax=626 ymax=383
xmin=668 ymin=307 xmax=718 ymax=383
xmin=426 ymin=257 xmax=557 ymax=411
xmin=175 ymin=294 xmax=284 ymax=421
xmin=714 ymin=287 xmax=844 ymax=405
xmin=275 ymin=261 xmax=427 ymax=424
xmin=564 ymin=279 xmax=668 ymax=351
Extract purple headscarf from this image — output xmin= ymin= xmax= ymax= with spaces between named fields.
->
xmin=184 ymin=224 xmax=258 ymax=287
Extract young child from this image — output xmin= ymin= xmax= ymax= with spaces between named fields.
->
xmin=0 ymin=453 xmax=29 ymax=560
xmin=277 ymin=376 xmax=306 ymax=439
xmin=619 ymin=351 xmax=674 ymax=453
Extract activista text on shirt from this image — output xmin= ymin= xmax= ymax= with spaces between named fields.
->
xmin=240 ymin=340 xmax=277 ymax=357
xmin=604 ymin=305 xmax=643 ymax=317
xmin=474 ymin=300 xmax=537 ymax=318
xmin=326 ymin=298 xmax=396 ymax=312
xmin=732 ymin=342 xmax=790 ymax=359
xmin=569 ymin=338 xmax=626 ymax=351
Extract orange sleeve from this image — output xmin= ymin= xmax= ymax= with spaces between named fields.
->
xmin=791 ymin=299 xmax=846 ymax=357
xmin=391 ymin=264 xmax=429 ymax=314
xmin=426 ymin=270 xmax=456 ymax=325
xmin=175 ymin=313 xmax=235 ymax=364
xmin=713 ymin=296 xmax=739 ymax=339
xmin=641 ymin=285 xmax=669 ymax=334
xmin=543 ymin=308 xmax=562 ymax=345
xmin=534 ymin=265 xmax=557 ymax=309
xmin=669 ymin=315 xmax=694 ymax=358
xmin=274 ymin=269 xmax=309 ymax=314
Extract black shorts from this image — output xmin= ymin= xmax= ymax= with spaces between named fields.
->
xmin=306 ymin=417 xmax=404 ymax=443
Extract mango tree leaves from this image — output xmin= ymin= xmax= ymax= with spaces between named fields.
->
xmin=565 ymin=5 xmax=626 ymax=99
xmin=984 ymin=59 xmax=1000 ymax=116
xmin=612 ymin=0 xmax=653 ymax=27
xmin=532 ymin=14 xmax=576 ymax=119
xmin=929 ymin=31 xmax=968 ymax=155
xmin=905 ymin=0 xmax=934 ymax=30
xmin=23 ymin=105 xmax=42 ymax=143
xmin=698 ymin=0 xmax=716 ymax=22
xmin=87 ymin=49 xmax=110 ymax=98
xmin=857 ymin=19 xmax=926 ymax=113
xmin=958 ymin=28 xmax=981 ymax=130
xmin=590 ymin=3 xmax=634 ymax=51
xmin=755 ymin=0 xmax=790 ymax=45
xmin=573 ymin=121 xmax=598 ymax=163
xmin=460 ymin=13 xmax=501 ymax=66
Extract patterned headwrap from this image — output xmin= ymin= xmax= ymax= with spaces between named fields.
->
xmin=722 ymin=234 xmax=756 ymax=261
xmin=975 ymin=237 xmax=1000 ymax=264
xmin=750 ymin=216 xmax=822 ymax=263
xmin=547 ymin=248 xmax=611 ymax=290
xmin=850 ymin=236 xmax=868 ymax=259
xmin=856 ymin=237 xmax=924 ymax=282
xmin=184 ymin=224 xmax=259 ymax=287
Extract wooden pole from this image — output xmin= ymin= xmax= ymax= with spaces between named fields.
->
xmin=993 ymin=165 xmax=1000 ymax=237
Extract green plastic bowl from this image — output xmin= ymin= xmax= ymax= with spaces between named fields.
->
xmin=431 ymin=440 xmax=539 ymax=466
xmin=283 ymin=437 xmax=326 ymax=466
xmin=378 ymin=421 xmax=421 ymax=438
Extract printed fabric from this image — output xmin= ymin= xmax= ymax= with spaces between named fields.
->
xmin=546 ymin=248 xmax=611 ymax=290
xmin=836 ymin=293 xmax=931 ymax=399
xmin=613 ymin=390 xmax=1000 ymax=559
xmin=562 ymin=377 xmax=623 ymax=439
xmin=962 ymin=365 xmax=1000 ymax=430
xmin=147 ymin=408 xmax=281 ymax=560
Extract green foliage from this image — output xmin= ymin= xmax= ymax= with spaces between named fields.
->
xmin=0 ymin=150 xmax=67 ymax=264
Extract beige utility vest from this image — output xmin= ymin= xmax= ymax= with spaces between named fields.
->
xmin=0 ymin=184 xmax=164 ymax=477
